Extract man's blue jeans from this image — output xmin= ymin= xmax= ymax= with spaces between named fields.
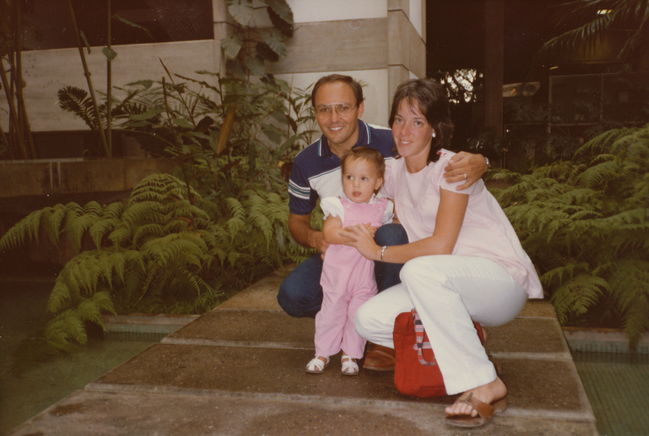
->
xmin=277 ymin=223 xmax=408 ymax=317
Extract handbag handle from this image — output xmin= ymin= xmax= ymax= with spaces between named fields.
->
xmin=412 ymin=309 xmax=437 ymax=367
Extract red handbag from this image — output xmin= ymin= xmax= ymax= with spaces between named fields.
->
xmin=393 ymin=309 xmax=486 ymax=398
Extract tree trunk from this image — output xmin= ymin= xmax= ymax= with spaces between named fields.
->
xmin=0 ymin=56 xmax=28 ymax=159
xmin=483 ymin=0 xmax=504 ymax=139
xmin=13 ymin=0 xmax=37 ymax=158
xmin=67 ymin=0 xmax=111 ymax=157
xmin=106 ymin=0 xmax=113 ymax=155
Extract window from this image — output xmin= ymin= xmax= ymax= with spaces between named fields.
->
xmin=22 ymin=0 xmax=212 ymax=50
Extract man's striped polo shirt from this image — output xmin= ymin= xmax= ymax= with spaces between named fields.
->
xmin=288 ymin=120 xmax=394 ymax=215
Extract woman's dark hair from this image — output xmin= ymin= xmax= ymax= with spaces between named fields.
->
xmin=341 ymin=146 xmax=385 ymax=178
xmin=389 ymin=78 xmax=454 ymax=164
xmin=311 ymin=74 xmax=365 ymax=107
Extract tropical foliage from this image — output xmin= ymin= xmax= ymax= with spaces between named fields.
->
xmin=0 ymin=1 xmax=318 ymax=355
xmin=222 ymin=0 xmax=294 ymax=78
xmin=17 ymin=68 xmax=317 ymax=351
xmin=490 ymin=123 xmax=649 ymax=348
xmin=57 ymin=68 xmax=316 ymax=191
xmin=0 ymin=173 xmax=307 ymax=350
xmin=7 ymin=68 xmax=316 ymax=350
xmin=0 ymin=0 xmax=37 ymax=159
xmin=538 ymin=0 xmax=649 ymax=69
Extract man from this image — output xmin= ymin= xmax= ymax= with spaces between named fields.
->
xmin=278 ymin=74 xmax=487 ymax=370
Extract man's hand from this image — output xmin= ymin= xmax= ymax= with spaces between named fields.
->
xmin=310 ymin=230 xmax=330 ymax=254
xmin=443 ymin=152 xmax=487 ymax=190
xmin=288 ymin=213 xmax=329 ymax=254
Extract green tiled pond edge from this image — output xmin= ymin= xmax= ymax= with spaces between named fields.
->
xmin=563 ymin=327 xmax=649 ymax=354
xmin=104 ymin=315 xmax=199 ymax=336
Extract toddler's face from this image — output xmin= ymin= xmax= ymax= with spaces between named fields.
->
xmin=342 ymin=158 xmax=383 ymax=203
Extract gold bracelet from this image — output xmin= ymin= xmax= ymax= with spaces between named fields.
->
xmin=380 ymin=245 xmax=387 ymax=261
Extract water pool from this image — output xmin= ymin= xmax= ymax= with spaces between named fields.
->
xmin=573 ymin=351 xmax=649 ymax=436
xmin=0 ymin=280 xmax=161 ymax=435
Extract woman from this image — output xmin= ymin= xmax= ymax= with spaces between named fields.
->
xmin=343 ymin=78 xmax=543 ymax=428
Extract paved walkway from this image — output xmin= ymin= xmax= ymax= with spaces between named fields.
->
xmin=10 ymin=268 xmax=598 ymax=435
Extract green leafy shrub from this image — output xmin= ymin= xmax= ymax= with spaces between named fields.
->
xmin=0 ymin=173 xmax=307 ymax=350
xmin=58 ymin=69 xmax=316 ymax=191
xmin=4 ymin=1 xmax=315 ymax=353
xmin=40 ymin=63 xmax=317 ymax=352
xmin=222 ymin=0 xmax=294 ymax=78
xmin=490 ymin=124 xmax=649 ymax=348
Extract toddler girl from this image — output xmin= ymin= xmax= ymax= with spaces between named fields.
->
xmin=305 ymin=147 xmax=393 ymax=376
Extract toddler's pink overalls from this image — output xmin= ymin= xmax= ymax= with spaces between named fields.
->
xmin=315 ymin=197 xmax=389 ymax=359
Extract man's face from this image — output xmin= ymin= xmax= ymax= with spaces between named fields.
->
xmin=313 ymin=81 xmax=365 ymax=153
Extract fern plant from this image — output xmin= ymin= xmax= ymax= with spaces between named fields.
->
xmin=490 ymin=124 xmax=649 ymax=348
xmin=0 ymin=173 xmax=306 ymax=351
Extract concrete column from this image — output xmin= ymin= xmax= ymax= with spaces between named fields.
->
xmin=387 ymin=0 xmax=426 ymax=108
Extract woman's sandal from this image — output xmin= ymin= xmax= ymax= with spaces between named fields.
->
xmin=445 ymin=392 xmax=508 ymax=428
xmin=340 ymin=354 xmax=359 ymax=376
xmin=305 ymin=356 xmax=329 ymax=374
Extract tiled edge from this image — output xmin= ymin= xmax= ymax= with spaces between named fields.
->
xmin=563 ymin=327 xmax=649 ymax=354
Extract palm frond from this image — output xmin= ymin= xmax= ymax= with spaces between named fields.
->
xmin=141 ymin=232 xmax=209 ymax=268
xmin=45 ymin=309 xmax=87 ymax=350
xmin=576 ymin=160 xmax=624 ymax=188
xmin=541 ymin=262 xmax=591 ymax=289
xmin=225 ymin=197 xmax=246 ymax=236
xmin=573 ymin=127 xmax=636 ymax=160
xmin=551 ymin=273 xmax=609 ymax=324
xmin=57 ymin=85 xmax=100 ymax=129
xmin=607 ymin=258 xmax=649 ymax=348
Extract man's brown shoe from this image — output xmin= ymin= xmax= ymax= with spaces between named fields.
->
xmin=362 ymin=343 xmax=395 ymax=371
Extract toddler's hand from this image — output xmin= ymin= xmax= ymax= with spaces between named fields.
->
xmin=364 ymin=224 xmax=378 ymax=238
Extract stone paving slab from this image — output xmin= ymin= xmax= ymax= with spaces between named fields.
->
xmin=517 ymin=300 xmax=558 ymax=318
xmin=10 ymin=389 xmax=598 ymax=436
xmin=488 ymin=317 xmax=570 ymax=355
xmin=165 ymin=310 xmax=314 ymax=348
xmin=95 ymin=344 xmax=589 ymax=415
xmin=216 ymin=267 xmax=290 ymax=312
xmin=7 ymin=271 xmax=598 ymax=436
xmin=166 ymin=309 xmax=569 ymax=357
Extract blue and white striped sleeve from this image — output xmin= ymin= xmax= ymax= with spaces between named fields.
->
xmin=288 ymin=164 xmax=316 ymax=215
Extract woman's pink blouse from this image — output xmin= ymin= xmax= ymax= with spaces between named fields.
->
xmin=381 ymin=150 xmax=543 ymax=299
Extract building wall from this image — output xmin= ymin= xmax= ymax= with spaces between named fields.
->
xmin=5 ymin=40 xmax=218 ymax=132
xmin=274 ymin=0 xmax=426 ymax=126
xmin=0 ymin=0 xmax=425 ymax=133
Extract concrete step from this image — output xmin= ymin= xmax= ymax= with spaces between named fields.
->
xmin=12 ymin=388 xmax=597 ymax=436
xmin=9 ymin=269 xmax=599 ymax=436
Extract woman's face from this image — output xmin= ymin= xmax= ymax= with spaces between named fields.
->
xmin=391 ymin=98 xmax=434 ymax=166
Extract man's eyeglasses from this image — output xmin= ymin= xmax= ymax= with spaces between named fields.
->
xmin=315 ymin=103 xmax=356 ymax=116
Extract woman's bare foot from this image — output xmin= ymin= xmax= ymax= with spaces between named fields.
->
xmin=445 ymin=377 xmax=507 ymax=417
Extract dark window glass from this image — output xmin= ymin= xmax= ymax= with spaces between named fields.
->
xmin=23 ymin=0 xmax=212 ymax=50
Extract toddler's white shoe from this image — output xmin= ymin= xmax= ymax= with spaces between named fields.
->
xmin=305 ymin=356 xmax=329 ymax=374
xmin=341 ymin=354 xmax=359 ymax=376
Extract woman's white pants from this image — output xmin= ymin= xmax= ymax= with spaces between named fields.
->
xmin=355 ymin=255 xmax=527 ymax=395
